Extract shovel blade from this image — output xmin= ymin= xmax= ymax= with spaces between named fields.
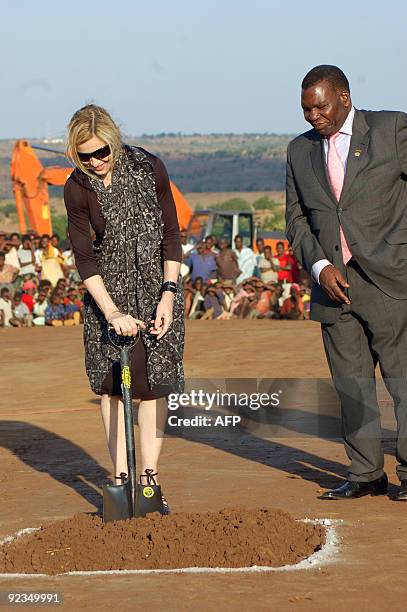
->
xmin=134 ymin=484 xmax=165 ymax=517
xmin=103 ymin=481 xmax=133 ymax=523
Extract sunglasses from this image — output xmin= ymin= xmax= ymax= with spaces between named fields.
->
xmin=77 ymin=144 xmax=111 ymax=163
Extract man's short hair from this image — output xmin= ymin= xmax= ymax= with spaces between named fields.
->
xmin=302 ymin=65 xmax=350 ymax=93
xmin=39 ymin=279 xmax=52 ymax=288
xmin=276 ymin=241 xmax=285 ymax=248
xmin=1 ymin=287 xmax=9 ymax=297
xmin=234 ymin=234 xmax=243 ymax=241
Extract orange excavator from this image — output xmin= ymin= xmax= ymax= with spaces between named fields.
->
xmin=10 ymin=139 xmax=193 ymax=235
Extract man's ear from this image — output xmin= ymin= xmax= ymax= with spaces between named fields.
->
xmin=340 ymin=90 xmax=351 ymax=108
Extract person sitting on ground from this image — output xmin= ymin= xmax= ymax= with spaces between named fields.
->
xmin=45 ymin=289 xmax=74 ymax=326
xmin=38 ymin=279 xmax=52 ymax=297
xmin=64 ymin=286 xmax=83 ymax=309
xmin=269 ymin=283 xmax=284 ymax=317
xmin=32 ymin=290 xmax=49 ymax=326
xmin=202 ymin=284 xmax=226 ymax=319
xmin=12 ymin=291 xmax=32 ymax=327
xmin=299 ymin=284 xmax=311 ymax=320
xmin=183 ymin=280 xmax=194 ymax=317
xmin=21 ymin=280 xmax=37 ymax=314
xmin=64 ymin=287 xmax=82 ymax=325
xmin=215 ymin=238 xmax=240 ymax=282
xmin=0 ymin=287 xmax=14 ymax=327
xmin=280 ymin=284 xmax=305 ymax=320
xmin=219 ymin=282 xmax=236 ymax=314
xmin=56 ymin=277 xmax=68 ymax=292
xmin=230 ymin=280 xmax=258 ymax=319
xmin=188 ymin=276 xmax=206 ymax=319
xmin=0 ymin=250 xmax=19 ymax=292
xmin=250 ymin=278 xmax=273 ymax=318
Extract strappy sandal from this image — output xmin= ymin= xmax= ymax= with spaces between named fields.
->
xmin=139 ymin=469 xmax=171 ymax=515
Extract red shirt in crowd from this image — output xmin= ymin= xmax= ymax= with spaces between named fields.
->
xmin=287 ymin=252 xmax=300 ymax=283
xmin=277 ymin=253 xmax=291 ymax=282
xmin=21 ymin=293 xmax=34 ymax=313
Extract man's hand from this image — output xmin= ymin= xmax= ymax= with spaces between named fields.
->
xmin=319 ymin=265 xmax=350 ymax=304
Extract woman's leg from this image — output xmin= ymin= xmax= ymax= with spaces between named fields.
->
xmin=100 ymin=394 xmax=128 ymax=476
xmin=138 ymin=397 xmax=168 ymax=483
xmin=100 ymin=394 xmax=168 ymax=483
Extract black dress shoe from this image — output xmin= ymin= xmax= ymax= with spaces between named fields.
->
xmin=318 ymin=474 xmax=388 ymax=499
xmin=394 ymin=480 xmax=407 ymax=501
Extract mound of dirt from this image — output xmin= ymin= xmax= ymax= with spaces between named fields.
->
xmin=0 ymin=508 xmax=325 ymax=575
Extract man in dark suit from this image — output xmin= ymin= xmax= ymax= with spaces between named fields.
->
xmin=286 ymin=64 xmax=407 ymax=500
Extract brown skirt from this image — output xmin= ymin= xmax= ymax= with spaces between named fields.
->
xmin=100 ymin=336 xmax=175 ymax=400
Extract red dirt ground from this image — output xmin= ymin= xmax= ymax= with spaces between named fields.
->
xmin=1 ymin=321 xmax=406 ymax=611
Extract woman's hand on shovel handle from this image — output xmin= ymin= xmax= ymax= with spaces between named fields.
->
xmin=108 ymin=312 xmax=146 ymax=336
xmin=150 ymin=293 xmax=174 ymax=339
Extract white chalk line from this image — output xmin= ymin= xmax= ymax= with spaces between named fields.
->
xmin=0 ymin=518 xmax=341 ymax=578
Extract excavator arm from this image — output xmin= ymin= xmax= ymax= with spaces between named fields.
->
xmin=11 ymin=140 xmax=73 ymax=235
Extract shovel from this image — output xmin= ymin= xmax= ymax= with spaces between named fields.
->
xmin=102 ymin=325 xmax=166 ymax=522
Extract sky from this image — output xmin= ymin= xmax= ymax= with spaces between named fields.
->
xmin=0 ymin=0 xmax=406 ymax=139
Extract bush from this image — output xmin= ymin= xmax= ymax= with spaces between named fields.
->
xmin=52 ymin=213 xmax=68 ymax=239
xmin=253 ymin=196 xmax=280 ymax=210
xmin=210 ymin=198 xmax=251 ymax=211
xmin=261 ymin=212 xmax=285 ymax=231
xmin=0 ymin=202 xmax=17 ymax=216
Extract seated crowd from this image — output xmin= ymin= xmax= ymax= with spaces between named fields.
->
xmin=181 ymin=232 xmax=311 ymax=320
xmin=0 ymin=230 xmax=84 ymax=328
xmin=0 ymin=229 xmax=311 ymax=328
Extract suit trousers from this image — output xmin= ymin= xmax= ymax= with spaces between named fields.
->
xmin=321 ymin=259 xmax=407 ymax=482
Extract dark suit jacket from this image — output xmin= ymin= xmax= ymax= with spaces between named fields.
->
xmin=285 ymin=109 xmax=407 ymax=323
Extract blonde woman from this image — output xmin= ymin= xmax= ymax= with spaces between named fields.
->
xmin=64 ymin=104 xmax=184 ymax=512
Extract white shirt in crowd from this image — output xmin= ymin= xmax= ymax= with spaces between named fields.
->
xmin=18 ymin=246 xmax=36 ymax=276
xmin=234 ymin=246 xmax=257 ymax=285
xmin=0 ymin=297 xmax=13 ymax=326
xmin=5 ymin=247 xmax=20 ymax=271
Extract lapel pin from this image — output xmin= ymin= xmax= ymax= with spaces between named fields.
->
xmin=354 ymin=149 xmax=362 ymax=157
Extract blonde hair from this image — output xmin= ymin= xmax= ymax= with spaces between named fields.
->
xmin=66 ymin=104 xmax=123 ymax=177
